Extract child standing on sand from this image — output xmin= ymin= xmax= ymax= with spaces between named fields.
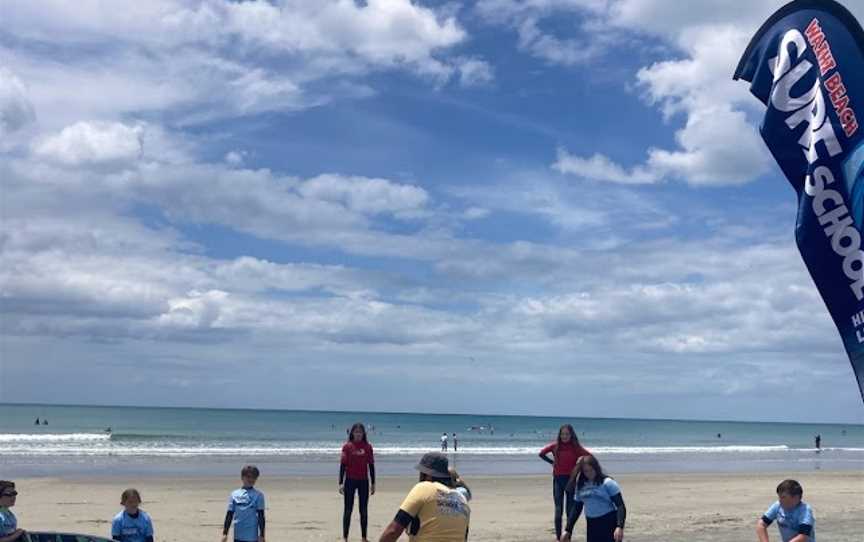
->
xmin=340 ymin=423 xmax=376 ymax=542
xmin=539 ymin=424 xmax=591 ymax=541
xmin=111 ymin=488 xmax=154 ymax=542
xmin=756 ymin=479 xmax=815 ymax=542
xmin=0 ymin=481 xmax=25 ymax=542
xmin=222 ymin=465 xmax=266 ymax=542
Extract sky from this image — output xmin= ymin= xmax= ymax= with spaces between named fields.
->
xmin=2 ymin=0 xmax=864 ymax=423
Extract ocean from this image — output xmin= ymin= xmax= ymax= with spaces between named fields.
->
xmin=2 ymin=404 xmax=862 ymax=477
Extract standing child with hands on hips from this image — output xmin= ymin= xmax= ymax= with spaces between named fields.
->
xmin=539 ymin=424 xmax=591 ymax=541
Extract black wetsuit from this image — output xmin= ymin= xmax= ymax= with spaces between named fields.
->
xmin=340 ymin=462 xmax=376 ymax=539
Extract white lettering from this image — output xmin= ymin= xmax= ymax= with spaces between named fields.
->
xmin=805 ymin=167 xmax=864 ymax=300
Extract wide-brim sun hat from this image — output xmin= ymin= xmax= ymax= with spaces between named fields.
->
xmin=415 ymin=452 xmax=450 ymax=478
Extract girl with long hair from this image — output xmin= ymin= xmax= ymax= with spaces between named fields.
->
xmin=339 ymin=423 xmax=375 ymax=541
xmin=562 ymin=455 xmax=627 ymax=542
xmin=538 ymin=424 xmax=590 ymax=541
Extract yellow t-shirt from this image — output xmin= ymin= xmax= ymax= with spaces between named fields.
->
xmin=399 ymin=481 xmax=470 ymax=542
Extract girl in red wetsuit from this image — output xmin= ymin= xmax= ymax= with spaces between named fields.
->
xmin=339 ymin=423 xmax=375 ymax=542
xmin=539 ymin=424 xmax=590 ymax=541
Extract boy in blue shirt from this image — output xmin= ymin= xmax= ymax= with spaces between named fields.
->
xmin=0 ymin=481 xmax=24 ymax=542
xmin=222 ymin=465 xmax=266 ymax=542
xmin=756 ymin=479 xmax=815 ymax=542
xmin=111 ymin=488 xmax=154 ymax=542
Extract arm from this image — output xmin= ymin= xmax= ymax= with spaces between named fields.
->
xmin=565 ymin=501 xmax=584 ymax=535
xmin=539 ymin=443 xmax=555 ymax=465
xmin=379 ymin=521 xmax=405 ymax=542
xmin=756 ymin=518 xmax=771 ymax=542
xmin=449 ymin=468 xmax=472 ymax=501
xmin=612 ymin=493 xmax=626 ymax=528
xmin=0 ymin=531 xmax=26 ymax=542
xmin=378 ymin=509 xmax=413 ymax=542
xmin=339 ymin=463 xmax=347 ymax=486
xmin=222 ymin=510 xmax=234 ymax=537
xmin=144 ymin=515 xmax=154 ymax=542
xmin=369 ymin=445 xmax=376 ymax=488
xmin=257 ymin=510 xmax=265 ymax=539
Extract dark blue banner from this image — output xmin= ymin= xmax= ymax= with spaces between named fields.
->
xmin=734 ymin=0 xmax=864 ymax=401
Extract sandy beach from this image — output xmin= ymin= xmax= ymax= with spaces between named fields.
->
xmin=11 ymin=471 xmax=863 ymax=541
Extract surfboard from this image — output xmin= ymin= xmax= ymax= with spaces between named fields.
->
xmin=25 ymin=532 xmax=114 ymax=542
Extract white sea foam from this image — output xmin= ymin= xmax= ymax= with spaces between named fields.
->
xmin=1 ymin=442 xmax=861 ymax=457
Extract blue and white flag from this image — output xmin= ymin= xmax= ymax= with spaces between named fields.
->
xmin=734 ymin=0 xmax=864 ymax=401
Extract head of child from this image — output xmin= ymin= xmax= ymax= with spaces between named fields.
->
xmin=575 ymin=455 xmax=607 ymax=489
xmin=776 ymin=479 xmax=803 ymax=510
xmin=120 ymin=488 xmax=142 ymax=514
xmin=349 ymin=423 xmax=367 ymax=443
xmin=241 ymin=465 xmax=260 ymax=488
xmin=558 ymin=424 xmax=578 ymax=445
xmin=0 ymin=481 xmax=17 ymax=508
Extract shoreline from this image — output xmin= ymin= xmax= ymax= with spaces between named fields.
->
xmin=4 ymin=450 xmax=862 ymax=479
xmin=9 ymin=471 xmax=864 ymax=541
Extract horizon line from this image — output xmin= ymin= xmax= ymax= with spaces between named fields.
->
xmin=2 ymin=401 xmax=861 ymax=427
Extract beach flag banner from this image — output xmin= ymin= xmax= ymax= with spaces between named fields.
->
xmin=734 ymin=0 xmax=864 ymax=401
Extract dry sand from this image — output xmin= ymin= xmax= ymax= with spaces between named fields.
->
xmin=11 ymin=472 xmax=863 ymax=541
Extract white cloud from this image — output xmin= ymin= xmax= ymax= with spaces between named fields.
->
xmin=475 ymin=0 xmax=609 ymax=66
xmin=33 ymin=121 xmax=143 ymax=166
xmin=2 ymin=0 xmax=478 ymax=125
xmin=546 ymin=5 xmax=784 ymax=185
xmin=463 ymin=207 xmax=490 ymax=220
xmin=455 ymin=57 xmax=495 ymax=87
xmin=224 ymin=150 xmax=246 ymax=167
xmin=298 ymin=174 xmax=429 ymax=216
xmin=553 ymin=149 xmax=656 ymax=184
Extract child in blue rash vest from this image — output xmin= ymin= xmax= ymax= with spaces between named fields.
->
xmin=0 ymin=481 xmax=24 ymax=542
xmin=562 ymin=456 xmax=626 ymax=542
xmin=111 ymin=488 xmax=154 ymax=542
xmin=222 ymin=465 xmax=266 ymax=542
xmin=756 ymin=479 xmax=815 ymax=542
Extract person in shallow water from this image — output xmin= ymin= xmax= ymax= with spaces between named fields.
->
xmin=340 ymin=423 xmax=376 ymax=542
xmin=539 ymin=424 xmax=591 ymax=541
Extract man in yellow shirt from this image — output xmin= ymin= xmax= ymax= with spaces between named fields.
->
xmin=378 ymin=453 xmax=470 ymax=542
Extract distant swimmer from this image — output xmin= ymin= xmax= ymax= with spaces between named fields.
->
xmin=42 ymin=419 xmax=48 ymax=425
xmin=105 ymin=427 xmax=112 ymax=434
xmin=34 ymin=418 xmax=40 ymax=425
xmin=717 ymin=433 xmax=722 ymax=439
xmin=815 ymin=434 xmax=821 ymax=451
